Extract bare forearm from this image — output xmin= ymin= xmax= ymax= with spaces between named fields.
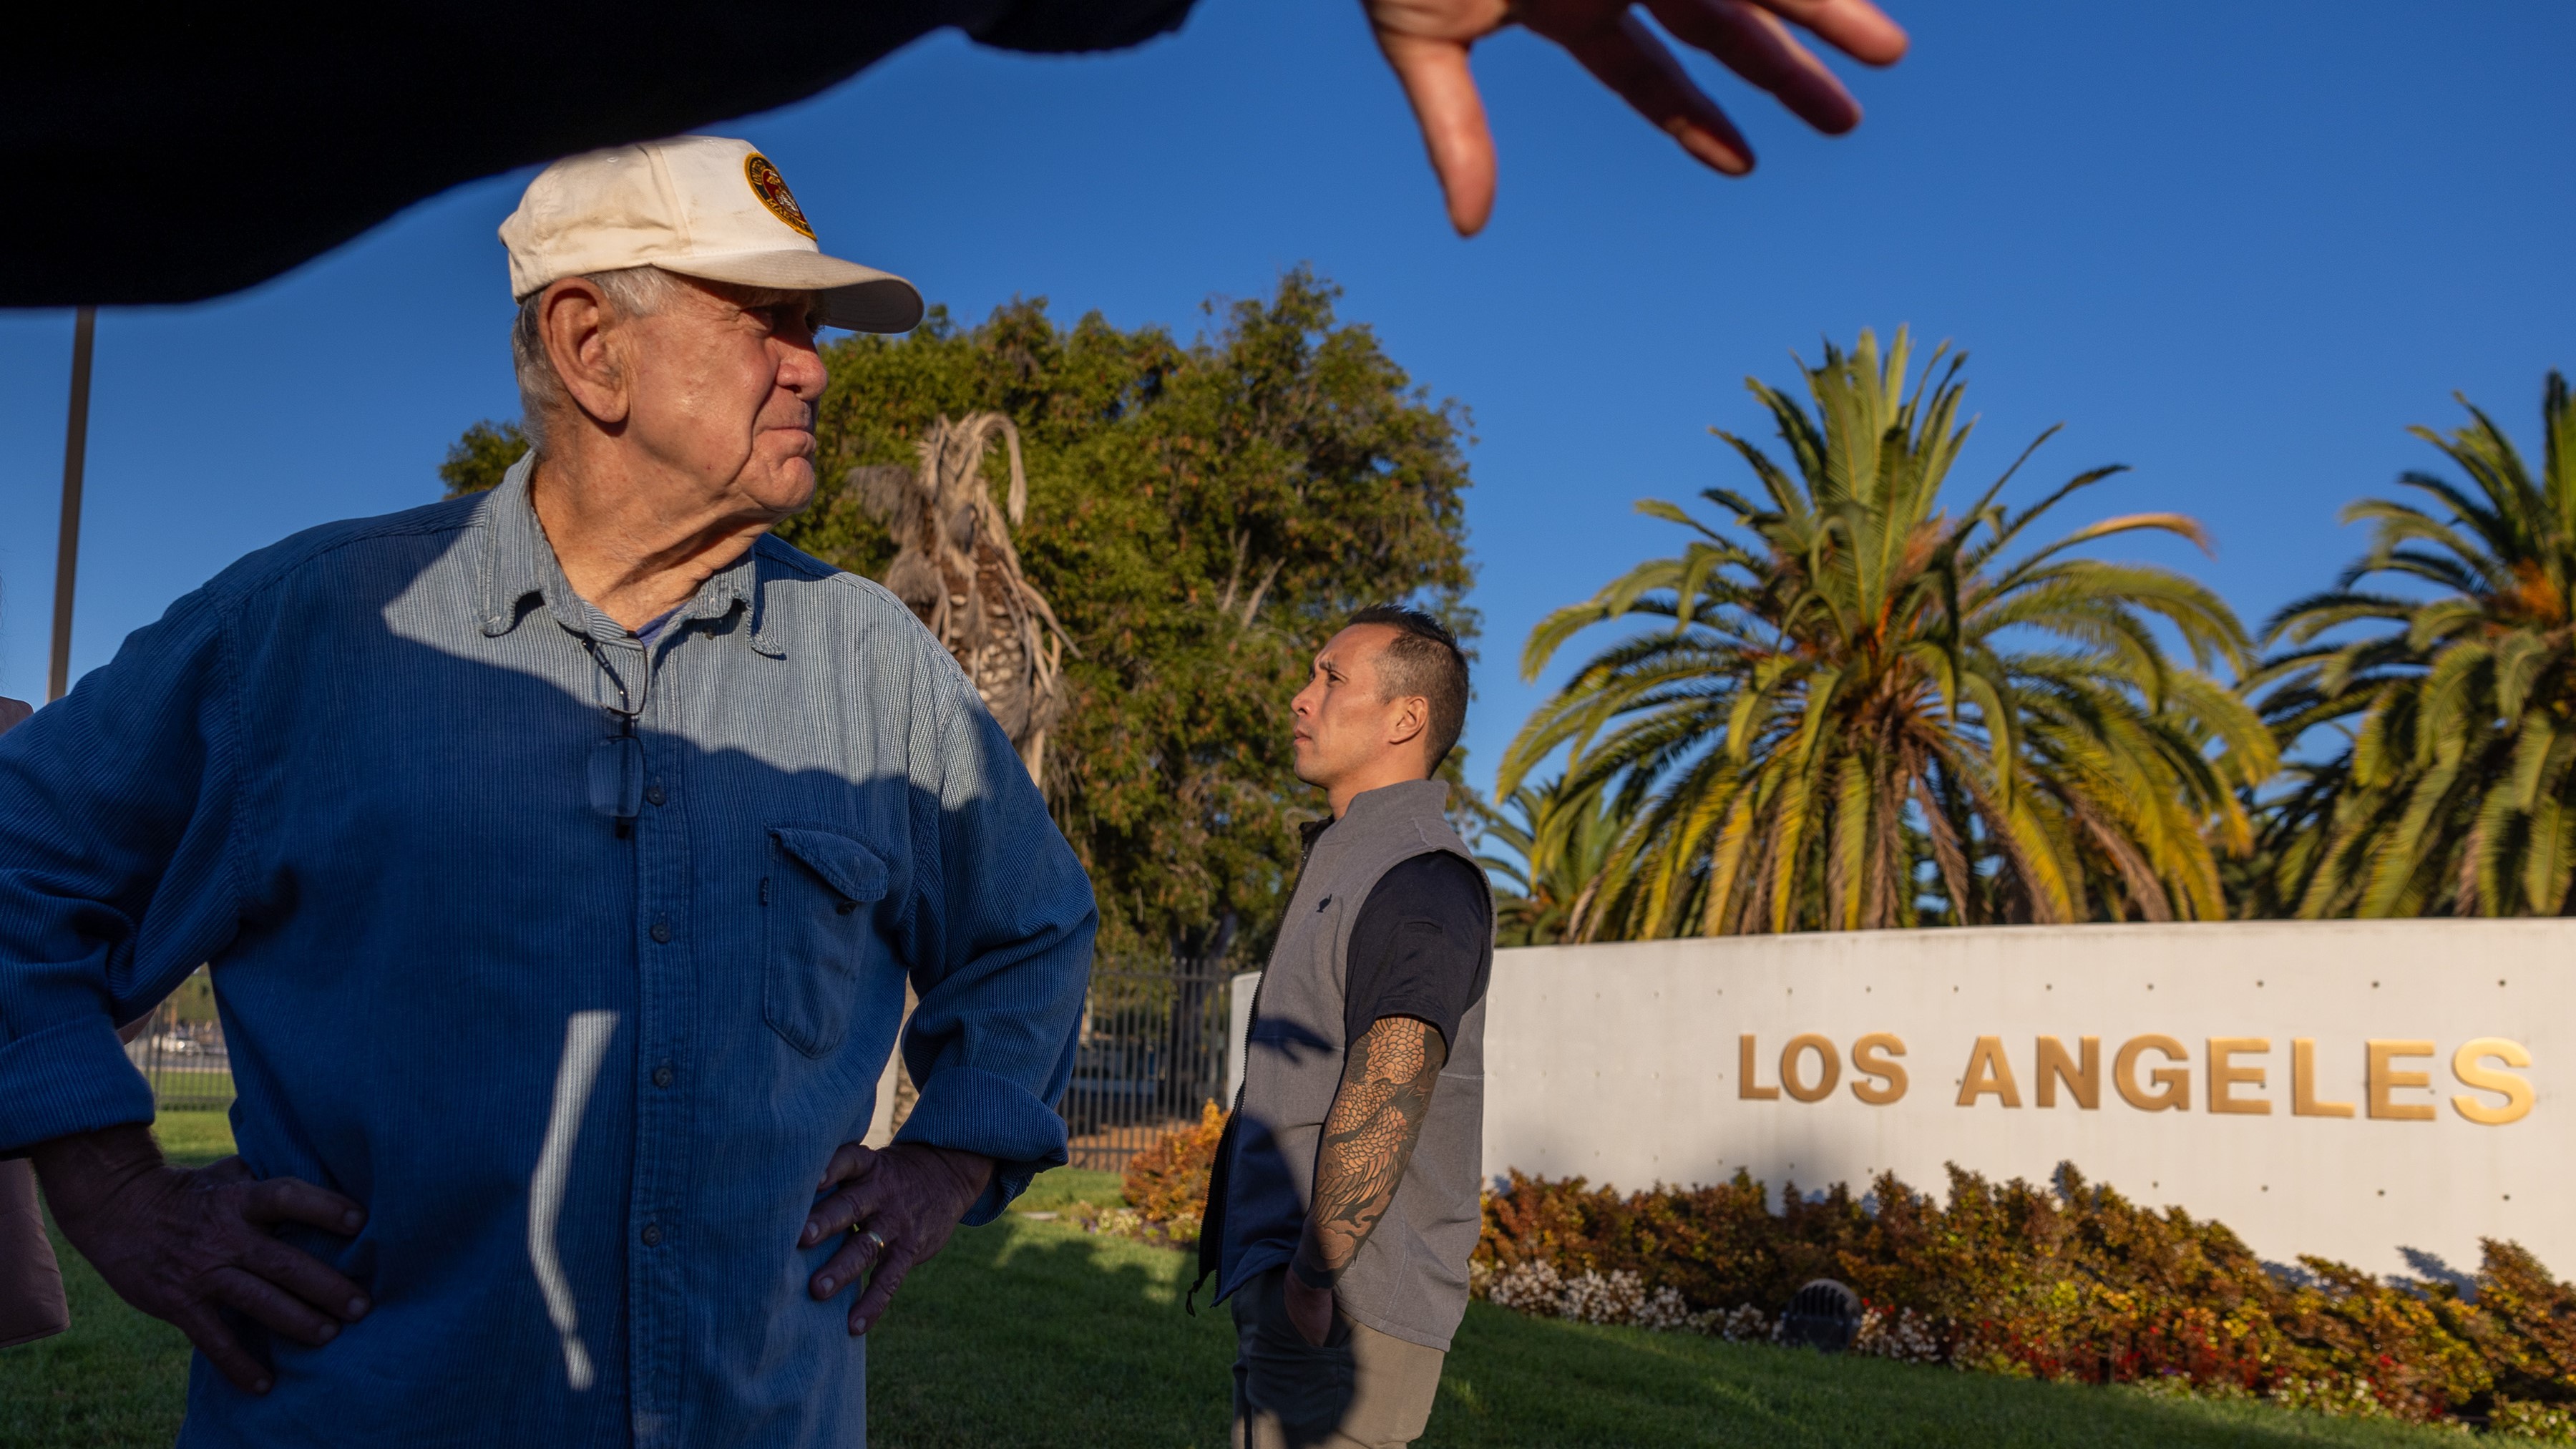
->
xmin=1292 ymin=1016 xmax=1445 ymax=1287
xmin=29 ymin=1122 xmax=163 ymax=1220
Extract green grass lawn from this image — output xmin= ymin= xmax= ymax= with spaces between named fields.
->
xmin=141 ymin=1111 xmax=237 ymax=1166
xmin=134 ymin=1075 xmax=233 ymax=1115
xmin=0 ymin=1120 xmax=2482 ymax=1448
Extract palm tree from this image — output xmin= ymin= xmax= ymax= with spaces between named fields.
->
xmin=852 ymin=412 xmax=1078 ymax=786
xmin=1477 ymin=776 xmax=1623 ymax=947
xmin=2249 ymin=373 xmax=2576 ymax=917
xmin=1498 ymin=329 xmax=2274 ymax=937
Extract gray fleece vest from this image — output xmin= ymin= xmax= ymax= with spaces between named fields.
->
xmin=1216 ymin=779 xmax=1490 ymax=1352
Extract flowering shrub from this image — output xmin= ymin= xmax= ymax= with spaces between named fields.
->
xmin=1473 ymin=1161 xmax=2576 ymax=1433
xmin=1482 ymin=1259 xmax=1704 ymax=1331
xmin=1709 ymin=1303 xmax=1774 ymax=1343
xmin=1480 ymin=1259 xmax=1567 ymax=1315
xmin=2494 ymin=1400 xmax=2576 ymax=1443
xmin=1062 ymin=1200 xmax=1148 ymax=1239
xmin=1853 ymin=1306 xmax=1944 ymax=1365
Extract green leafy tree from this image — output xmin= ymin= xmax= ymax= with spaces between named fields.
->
xmin=2250 ymin=372 xmax=2576 ymax=917
xmin=440 ymin=270 xmax=1475 ymax=962
xmin=1500 ymin=329 xmax=2273 ymax=937
xmin=439 ymin=419 xmax=527 ymax=497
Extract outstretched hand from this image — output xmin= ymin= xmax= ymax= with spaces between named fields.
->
xmin=1362 ymin=0 xmax=1911 ymax=233
xmin=799 ymin=1141 xmax=994 ymax=1336
xmin=33 ymin=1123 xmax=370 ymax=1394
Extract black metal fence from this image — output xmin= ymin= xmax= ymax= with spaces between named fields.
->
xmin=134 ymin=960 xmax=1243 ymax=1171
xmin=1056 ymin=960 xmax=1239 ymax=1171
xmin=130 ymin=987 xmax=233 ymax=1114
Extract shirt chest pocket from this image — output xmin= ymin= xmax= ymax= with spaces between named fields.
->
xmin=763 ymin=826 xmax=892 ymax=1058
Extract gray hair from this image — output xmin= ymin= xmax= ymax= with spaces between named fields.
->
xmin=510 ymin=265 xmax=680 ymax=452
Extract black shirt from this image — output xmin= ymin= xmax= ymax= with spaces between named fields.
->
xmin=1341 ymin=852 xmax=1493 ymax=1050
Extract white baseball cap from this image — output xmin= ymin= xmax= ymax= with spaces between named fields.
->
xmin=499 ymin=136 xmax=923 ymax=333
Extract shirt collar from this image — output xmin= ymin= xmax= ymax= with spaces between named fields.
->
xmin=1302 ymin=778 xmax=1451 ymax=854
xmin=675 ymin=544 xmax=781 ymax=658
xmin=475 ymin=453 xmax=784 ymax=657
xmin=1336 ymin=778 xmax=1452 ymax=829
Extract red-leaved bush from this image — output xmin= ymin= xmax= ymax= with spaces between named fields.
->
xmin=1117 ymin=1101 xmax=1227 ymax=1242
xmin=1473 ymin=1163 xmax=2576 ymax=1430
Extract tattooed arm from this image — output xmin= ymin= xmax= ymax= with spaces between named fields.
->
xmin=1282 ymin=1014 xmax=1447 ymax=1345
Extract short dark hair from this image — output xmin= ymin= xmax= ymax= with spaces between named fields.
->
xmin=1345 ymin=605 xmax=1469 ymax=770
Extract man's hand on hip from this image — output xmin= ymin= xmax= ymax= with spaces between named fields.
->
xmin=799 ymin=1141 xmax=994 ymax=1336
xmin=31 ymin=1122 xmax=370 ymax=1394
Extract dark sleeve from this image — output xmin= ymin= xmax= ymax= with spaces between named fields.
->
xmin=1342 ymin=853 xmax=1492 ymax=1051
xmin=6 ymin=0 xmax=1200 ymax=306
xmin=0 ymin=589 xmax=243 ymax=1156
xmin=970 ymin=0 xmax=1194 ymax=51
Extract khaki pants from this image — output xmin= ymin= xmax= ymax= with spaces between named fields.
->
xmin=0 ymin=1158 xmax=69 ymax=1349
xmin=1229 ymin=1268 xmax=1445 ymax=1449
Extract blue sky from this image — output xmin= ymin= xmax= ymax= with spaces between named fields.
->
xmin=0 ymin=0 xmax=2568 ymax=797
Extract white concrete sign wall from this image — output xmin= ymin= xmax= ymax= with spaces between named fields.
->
xmin=1478 ymin=920 xmax=2565 ymax=1280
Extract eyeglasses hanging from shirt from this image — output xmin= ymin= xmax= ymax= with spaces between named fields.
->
xmin=583 ymin=635 xmax=649 ymax=836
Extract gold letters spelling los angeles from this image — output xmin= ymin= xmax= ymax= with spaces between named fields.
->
xmin=1735 ymin=1034 xmax=2534 ymax=1125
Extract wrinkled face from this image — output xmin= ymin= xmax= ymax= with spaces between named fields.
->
xmin=615 ymin=278 xmax=828 ymax=519
xmin=1291 ymin=623 xmax=1411 ymax=789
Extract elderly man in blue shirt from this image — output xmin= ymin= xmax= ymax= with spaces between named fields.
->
xmin=4 ymin=136 xmax=1095 ymax=1447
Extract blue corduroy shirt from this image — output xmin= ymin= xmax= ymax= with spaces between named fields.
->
xmin=0 ymin=458 xmax=1096 ymax=1447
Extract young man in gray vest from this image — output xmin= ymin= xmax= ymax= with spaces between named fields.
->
xmin=1197 ymin=605 xmax=1493 ymax=1449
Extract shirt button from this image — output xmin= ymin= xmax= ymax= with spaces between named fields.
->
xmin=652 ymin=1064 xmax=675 ymax=1089
xmin=645 ymin=784 xmax=667 ymax=806
xmin=650 ymin=919 xmax=673 ymax=944
xmin=640 ymin=1223 xmax=663 ymax=1247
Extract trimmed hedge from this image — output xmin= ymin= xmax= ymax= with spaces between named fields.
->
xmin=1113 ymin=1109 xmax=2576 ymax=1435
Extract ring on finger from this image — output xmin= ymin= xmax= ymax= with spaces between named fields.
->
xmin=852 ymin=1227 xmax=888 ymax=1257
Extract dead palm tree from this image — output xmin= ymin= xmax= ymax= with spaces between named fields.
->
xmin=852 ymin=413 xmax=1077 ymax=786
xmin=850 ymin=413 xmax=1081 ymax=1141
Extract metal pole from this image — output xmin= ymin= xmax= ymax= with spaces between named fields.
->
xmin=49 ymin=306 xmax=95 ymax=702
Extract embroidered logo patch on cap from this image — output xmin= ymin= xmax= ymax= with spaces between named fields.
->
xmin=501 ymin=136 xmax=922 ymax=332
xmin=742 ymin=154 xmax=815 ymax=240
